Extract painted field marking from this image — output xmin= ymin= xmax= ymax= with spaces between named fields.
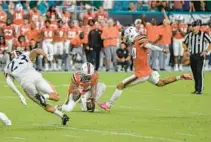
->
xmin=32 ymin=123 xmax=184 ymax=142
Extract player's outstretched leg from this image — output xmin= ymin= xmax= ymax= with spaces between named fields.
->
xmin=98 ymin=75 xmax=141 ymax=111
xmin=0 ymin=112 xmax=12 ymax=126
xmin=155 ymin=74 xmax=193 ymax=87
xmin=98 ymin=82 xmax=124 ymax=111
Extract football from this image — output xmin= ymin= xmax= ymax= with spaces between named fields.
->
xmin=86 ymin=100 xmax=95 ymax=112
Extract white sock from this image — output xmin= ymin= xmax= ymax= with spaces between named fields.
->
xmin=45 ymin=63 xmax=49 ymax=69
xmin=53 ymin=63 xmax=57 ymax=70
xmin=109 ymin=88 xmax=122 ymax=105
xmin=61 ymin=100 xmax=76 ymax=112
xmin=43 ymin=94 xmax=49 ymax=100
xmin=96 ymin=83 xmax=106 ymax=100
xmin=53 ymin=109 xmax=64 ymax=118
xmin=58 ymin=59 xmax=62 ymax=69
xmin=175 ymin=64 xmax=178 ymax=68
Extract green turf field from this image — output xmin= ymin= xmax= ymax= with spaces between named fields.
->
xmin=0 ymin=72 xmax=211 ymax=142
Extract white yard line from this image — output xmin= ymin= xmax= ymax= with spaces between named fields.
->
xmin=63 ymin=134 xmax=79 ymax=138
xmin=118 ymin=105 xmax=161 ymax=111
xmin=32 ymin=123 xmax=184 ymax=142
xmin=5 ymin=137 xmax=26 ymax=140
xmin=188 ymin=112 xmax=203 ymax=115
xmin=174 ymin=132 xmax=194 ymax=137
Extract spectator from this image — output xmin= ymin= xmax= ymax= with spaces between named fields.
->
xmin=149 ymin=0 xmax=158 ymax=11
xmin=190 ymin=1 xmax=205 ymax=12
xmin=70 ymin=32 xmax=88 ymax=70
xmin=0 ymin=36 xmax=10 ymax=70
xmin=37 ymin=0 xmax=48 ymax=15
xmin=116 ymin=42 xmax=131 ymax=72
xmin=128 ymin=2 xmax=137 ymax=11
xmin=88 ymin=21 xmax=103 ymax=70
xmin=13 ymin=35 xmax=29 ymax=52
xmin=27 ymin=22 xmax=40 ymax=42
xmin=8 ymin=3 xmax=25 ymax=35
xmin=95 ymin=6 xmax=108 ymax=21
xmin=0 ymin=5 xmax=7 ymax=27
xmin=143 ymin=17 xmax=162 ymax=70
xmin=53 ymin=20 xmax=66 ymax=71
xmin=0 ymin=0 xmax=8 ymax=10
xmin=46 ymin=6 xmax=60 ymax=27
xmin=65 ymin=20 xmax=78 ymax=70
xmin=136 ymin=1 xmax=143 ymax=11
xmin=183 ymin=1 xmax=191 ymax=12
xmin=101 ymin=19 xmax=119 ymax=71
xmin=173 ymin=0 xmax=184 ymax=11
xmin=158 ymin=9 xmax=172 ymax=71
xmin=83 ymin=8 xmax=95 ymax=25
xmin=60 ymin=7 xmax=72 ymax=26
xmin=1 ymin=18 xmax=16 ymax=53
xmin=172 ymin=15 xmax=187 ymax=71
xmin=19 ymin=17 xmax=31 ymax=39
xmin=40 ymin=20 xmax=56 ymax=71
xmin=158 ymin=1 xmax=170 ymax=11
xmin=28 ymin=6 xmax=41 ymax=25
xmin=77 ymin=20 xmax=86 ymax=34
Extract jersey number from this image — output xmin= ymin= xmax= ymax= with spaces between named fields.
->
xmin=8 ymin=55 xmax=28 ymax=72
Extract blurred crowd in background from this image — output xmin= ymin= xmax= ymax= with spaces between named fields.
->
xmin=0 ymin=0 xmax=211 ymax=72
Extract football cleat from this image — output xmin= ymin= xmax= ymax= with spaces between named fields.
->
xmin=97 ymin=102 xmax=111 ymax=111
xmin=35 ymin=94 xmax=47 ymax=107
xmin=62 ymin=114 xmax=69 ymax=125
xmin=181 ymin=74 xmax=193 ymax=80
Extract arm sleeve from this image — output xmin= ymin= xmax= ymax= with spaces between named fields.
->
xmin=204 ymin=33 xmax=211 ymax=44
xmin=144 ymin=43 xmax=163 ymax=51
xmin=6 ymin=75 xmax=23 ymax=97
xmin=183 ymin=34 xmax=189 ymax=45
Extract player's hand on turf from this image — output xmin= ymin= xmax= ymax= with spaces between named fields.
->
xmin=19 ymin=95 xmax=27 ymax=106
xmin=162 ymin=49 xmax=169 ymax=54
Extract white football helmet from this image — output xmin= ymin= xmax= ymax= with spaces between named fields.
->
xmin=124 ymin=26 xmax=139 ymax=43
xmin=81 ymin=62 xmax=95 ymax=76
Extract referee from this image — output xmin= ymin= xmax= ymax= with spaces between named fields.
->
xmin=183 ymin=19 xmax=211 ymax=94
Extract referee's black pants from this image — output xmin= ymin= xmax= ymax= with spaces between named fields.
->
xmin=190 ymin=54 xmax=204 ymax=93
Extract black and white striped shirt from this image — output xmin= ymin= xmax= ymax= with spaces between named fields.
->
xmin=183 ymin=31 xmax=211 ymax=54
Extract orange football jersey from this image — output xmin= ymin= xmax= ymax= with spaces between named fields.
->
xmin=68 ymin=72 xmax=98 ymax=95
xmin=132 ymin=35 xmax=152 ymax=78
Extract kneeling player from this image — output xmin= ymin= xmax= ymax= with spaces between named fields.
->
xmin=98 ymin=26 xmax=193 ymax=111
xmin=57 ymin=62 xmax=106 ymax=112
xmin=4 ymin=49 xmax=69 ymax=125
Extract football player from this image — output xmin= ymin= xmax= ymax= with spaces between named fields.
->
xmin=4 ymin=49 xmax=69 ymax=125
xmin=98 ymin=26 xmax=193 ymax=111
xmin=56 ymin=62 xmax=106 ymax=112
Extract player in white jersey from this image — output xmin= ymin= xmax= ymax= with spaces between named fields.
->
xmin=4 ymin=49 xmax=69 ymax=125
